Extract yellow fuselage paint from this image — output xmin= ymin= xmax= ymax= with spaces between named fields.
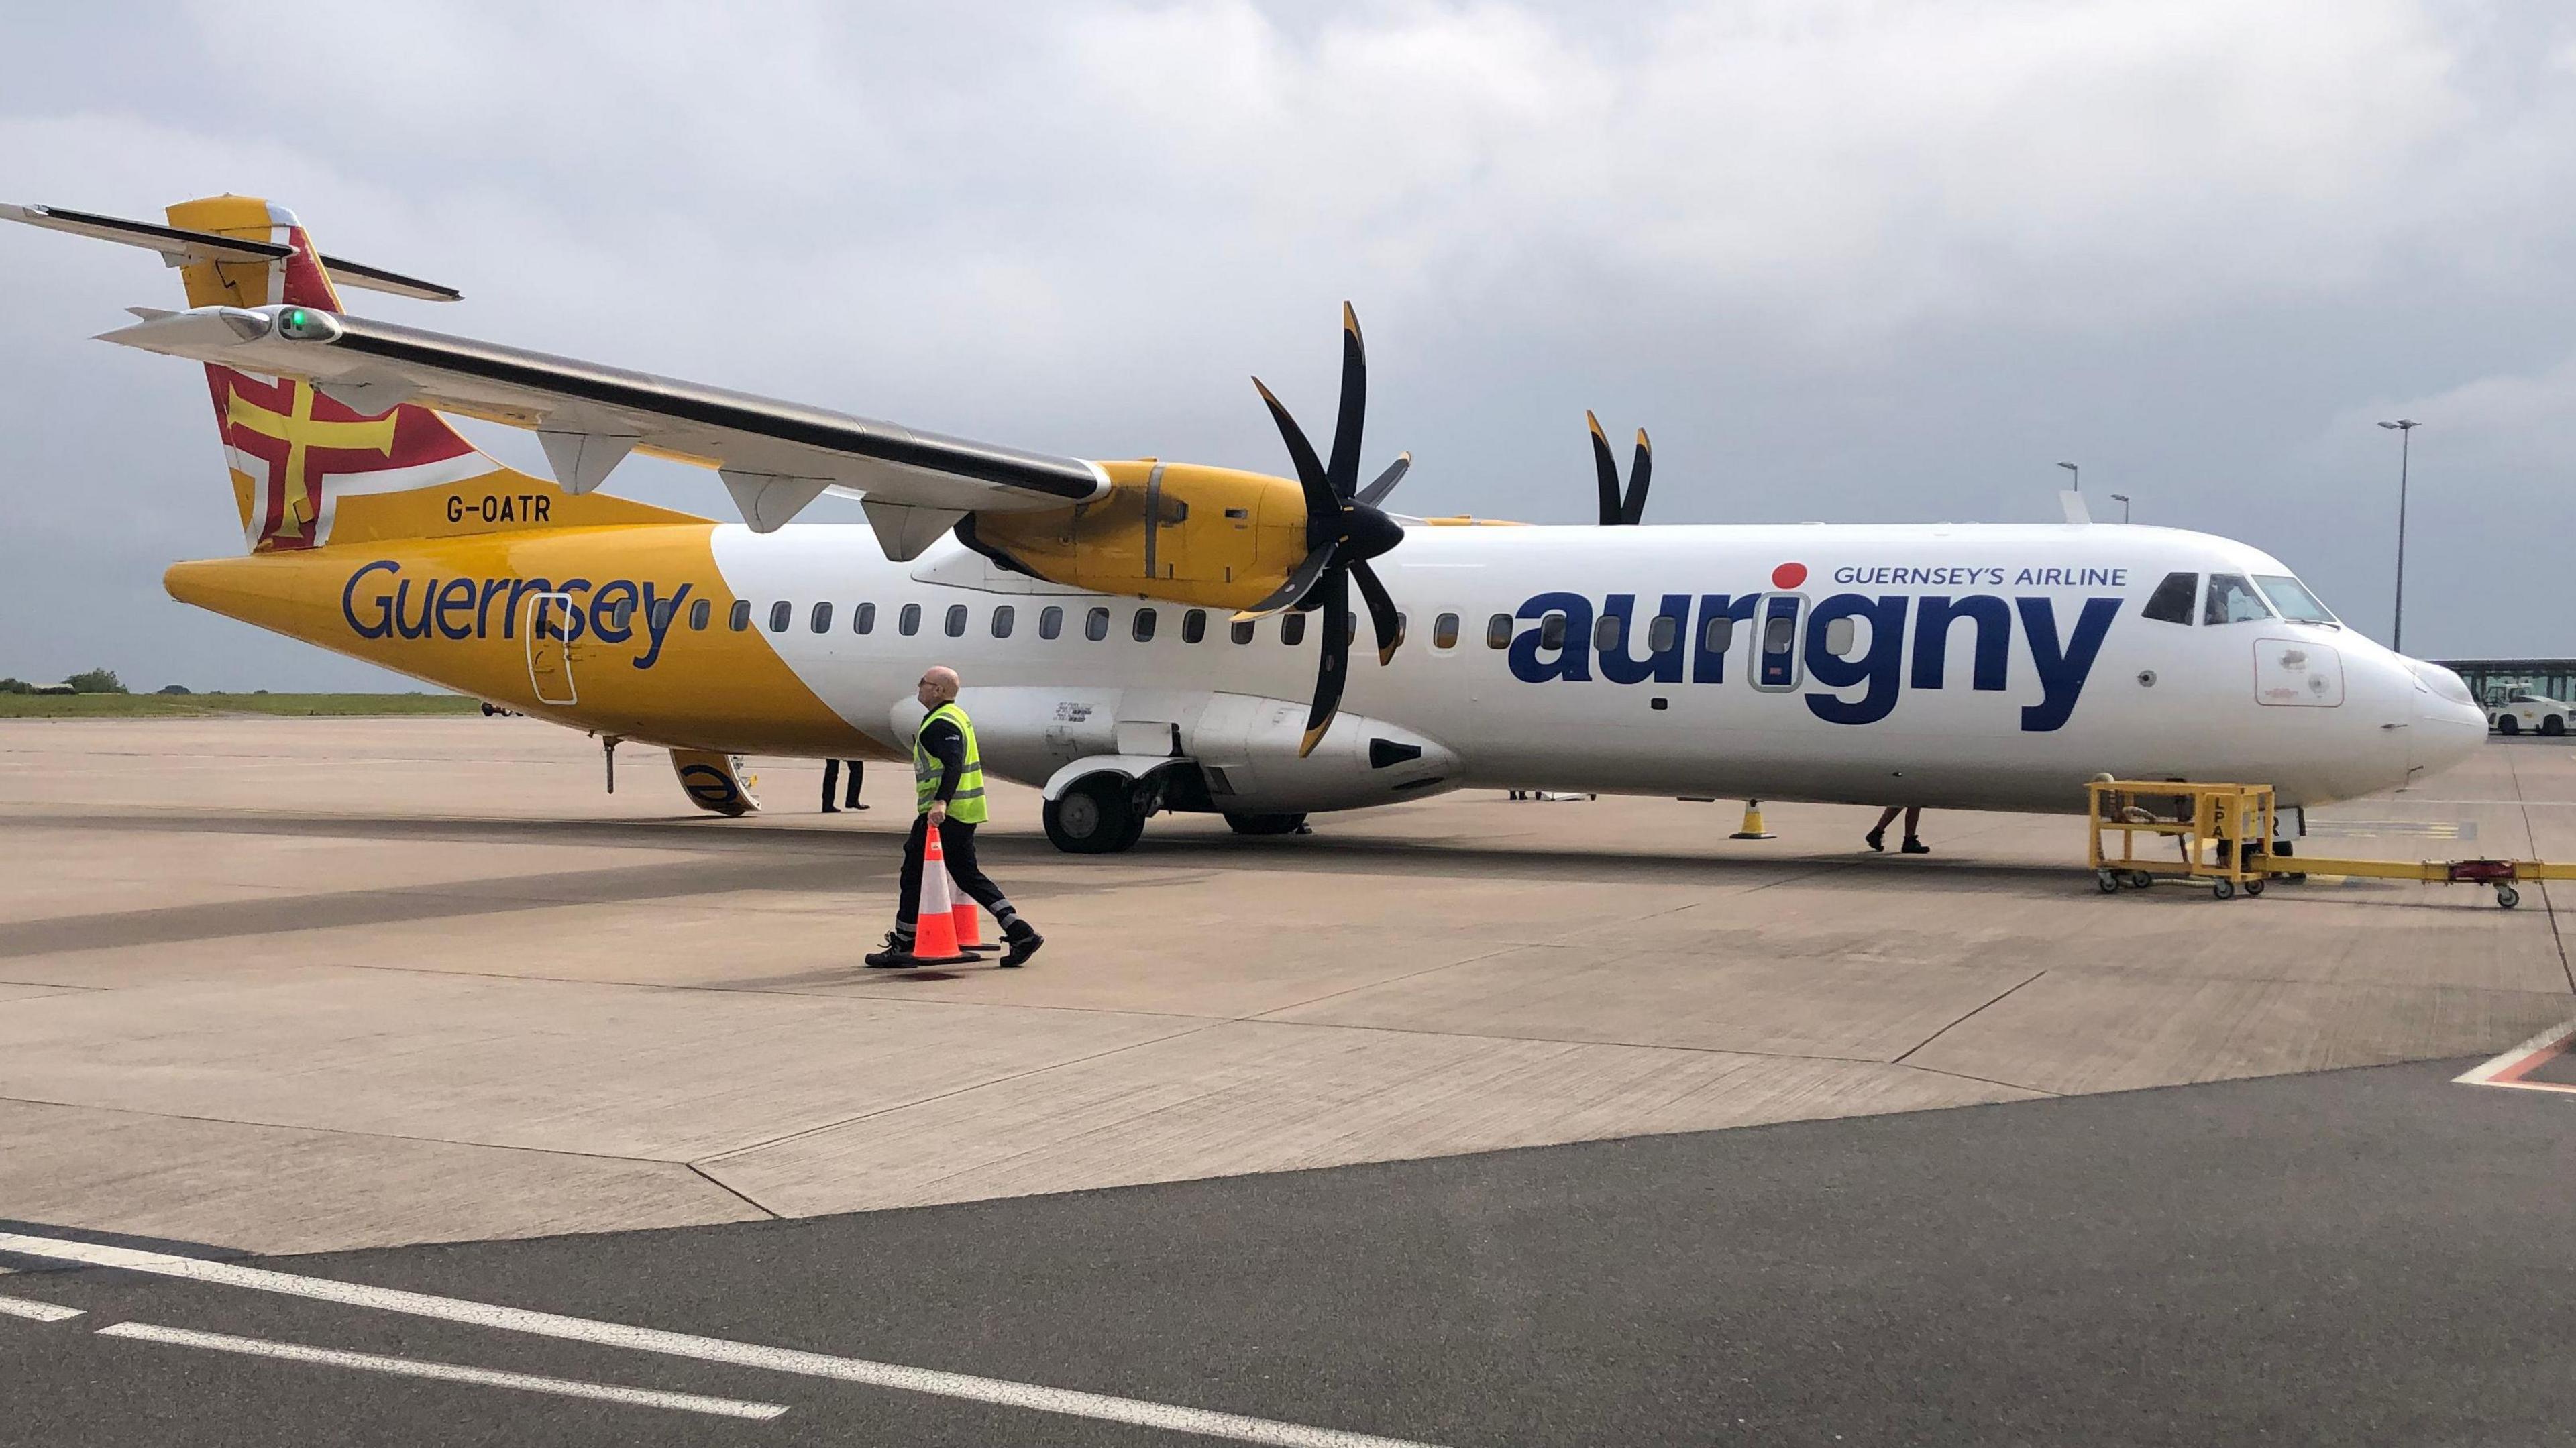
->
xmin=164 ymin=525 xmax=889 ymax=760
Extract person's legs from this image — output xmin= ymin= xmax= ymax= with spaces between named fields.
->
xmin=1900 ymin=805 xmax=1929 ymax=854
xmin=1866 ymin=805 xmax=1900 ymax=850
xmin=821 ymin=759 xmax=841 ymax=813
xmin=865 ymin=814 xmax=930 ymax=966
xmin=845 ymin=759 xmax=867 ymax=810
xmin=941 ymin=820 xmax=1045 ymax=965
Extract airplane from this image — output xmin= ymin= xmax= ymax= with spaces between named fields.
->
xmin=3 ymin=196 xmax=2489 ymax=854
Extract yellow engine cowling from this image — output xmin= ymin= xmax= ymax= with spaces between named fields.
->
xmin=967 ymin=460 xmax=1314 ymax=611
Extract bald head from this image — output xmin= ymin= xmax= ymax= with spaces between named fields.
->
xmin=917 ymin=666 xmax=960 ymax=708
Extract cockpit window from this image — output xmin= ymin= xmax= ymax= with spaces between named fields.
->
xmin=2141 ymin=571 xmax=2196 ymax=625
xmin=2253 ymin=575 xmax=2336 ymax=624
xmin=2203 ymin=573 xmax=2274 ymax=625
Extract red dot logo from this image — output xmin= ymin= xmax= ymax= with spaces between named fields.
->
xmin=1772 ymin=562 xmax=1807 ymax=590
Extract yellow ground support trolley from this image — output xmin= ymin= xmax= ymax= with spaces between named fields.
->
xmin=2086 ymin=777 xmax=2576 ymax=907
xmin=2088 ymin=780 xmax=2277 ymax=901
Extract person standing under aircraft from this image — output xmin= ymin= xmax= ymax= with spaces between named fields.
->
xmin=865 ymin=667 xmax=1044 ymax=969
xmin=1866 ymin=805 xmax=1929 ymax=855
xmin=821 ymin=758 xmax=867 ymax=812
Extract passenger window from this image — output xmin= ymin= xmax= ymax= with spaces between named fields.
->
xmin=1540 ymin=613 xmax=1566 ymax=651
xmin=604 ymin=600 xmax=633 ymax=632
xmin=810 ymin=602 xmax=833 ymax=634
xmin=1183 ymin=608 xmax=1206 ymax=643
xmin=1281 ymin=613 xmax=1307 ymax=646
xmin=689 ymin=599 xmax=711 ymax=631
xmin=2203 ymin=573 xmax=2273 ymax=625
xmin=1702 ymin=616 xmax=1733 ymax=653
xmin=898 ymin=603 xmax=921 ymax=636
xmin=1594 ymin=615 xmax=1623 ymax=653
xmin=991 ymin=605 xmax=1014 ymax=638
xmin=2141 ymin=571 xmax=2196 ymax=625
xmin=1648 ymin=615 xmax=1678 ymax=653
xmin=1487 ymin=613 xmax=1513 ymax=649
xmin=1085 ymin=606 xmax=1110 ymax=641
xmin=728 ymin=600 xmax=751 ymax=632
xmin=853 ymin=602 xmax=875 ymax=635
xmin=1039 ymin=606 xmax=1063 ymax=640
xmin=1132 ymin=608 xmax=1158 ymax=642
xmin=768 ymin=601 xmax=792 ymax=633
xmin=1434 ymin=612 xmax=1460 ymax=649
xmin=945 ymin=604 xmax=968 ymax=637
xmin=1231 ymin=618 xmax=1256 ymax=645
xmin=649 ymin=600 xmax=674 ymax=634
xmin=1762 ymin=614 xmax=1795 ymax=653
xmin=1824 ymin=617 xmax=1856 ymax=655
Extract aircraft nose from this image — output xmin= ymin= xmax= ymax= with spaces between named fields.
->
xmin=2407 ymin=661 xmax=2488 ymax=779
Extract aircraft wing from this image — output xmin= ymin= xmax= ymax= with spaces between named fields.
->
xmin=94 ymin=304 xmax=1110 ymax=537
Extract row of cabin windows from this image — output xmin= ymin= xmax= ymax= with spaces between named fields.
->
xmin=598 ymin=596 xmax=1744 ymax=655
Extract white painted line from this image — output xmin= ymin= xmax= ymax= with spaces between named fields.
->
xmin=0 ymin=1233 xmax=1446 ymax=1448
xmin=97 ymin=1322 xmax=788 ymax=1421
xmin=0 ymin=1293 xmax=85 ymax=1323
xmin=2455 ymin=1016 xmax=2576 ymax=1095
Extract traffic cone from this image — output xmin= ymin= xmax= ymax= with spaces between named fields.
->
xmin=951 ymin=870 xmax=1000 ymax=953
xmin=909 ymin=824 xmax=977 ymax=965
xmin=1729 ymin=799 xmax=1776 ymax=840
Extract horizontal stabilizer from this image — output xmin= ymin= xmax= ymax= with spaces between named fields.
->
xmin=3 ymin=203 xmax=460 ymax=300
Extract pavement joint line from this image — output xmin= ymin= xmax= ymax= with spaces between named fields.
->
xmin=93 ymin=1321 xmax=794 ymax=1421
xmin=9 ymin=1234 xmax=1446 ymax=1448
xmin=0 ymin=1091 xmax=738 ymax=1171
xmin=2502 ymin=746 xmax=2576 ymax=994
xmin=0 ymin=1292 xmax=85 ymax=1322
xmin=696 ymin=1017 xmax=1233 ymax=1166
xmin=686 ymin=1162 xmax=784 ymax=1220
xmin=1243 ymin=944 xmax=1536 ymax=1023
xmin=1893 ymin=968 xmax=2051 ymax=1066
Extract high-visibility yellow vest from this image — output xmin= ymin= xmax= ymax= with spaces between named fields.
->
xmin=913 ymin=701 xmax=988 ymax=824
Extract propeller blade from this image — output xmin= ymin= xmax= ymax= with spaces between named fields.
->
xmin=1356 ymin=451 xmax=1411 ymax=508
xmin=1623 ymin=427 xmax=1652 ymax=525
xmin=1352 ymin=559 xmax=1402 ymax=665
xmin=1300 ymin=568 xmax=1352 ymax=757
xmin=1232 ymin=541 xmax=1338 ymax=622
xmin=1324 ymin=302 xmax=1366 ymax=499
xmin=1253 ymin=376 xmax=1336 ymax=528
xmin=1587 ymin=411 xmax=1621 ymax=526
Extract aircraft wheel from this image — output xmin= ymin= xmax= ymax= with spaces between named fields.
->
xmin=1044 ymin=775 xmax=1142 ymax=854
xmin=1226 ymin=812 xmax=1309 ymax=837
xmin=2212 ymin=878 xmax=2236 ymax=901
xmin=2546 ymin=717 xmax=2567 ymax=737
xmin=2499 ymin=716 xmax=2520 ymax=735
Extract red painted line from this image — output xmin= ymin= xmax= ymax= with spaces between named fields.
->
xmin=2455 ymin=1019 xmax=2576 ymax=1096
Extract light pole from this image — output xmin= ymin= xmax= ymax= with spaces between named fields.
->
xmin=2057 ymin=461 xmax=2079 ymax=492
xmin=2378 ymin=419 xmax=2418 ymax=653
xmin=2109 ymin=492 xmax=2131 ymax=523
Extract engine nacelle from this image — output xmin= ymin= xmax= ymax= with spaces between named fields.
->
xmin=961 ymin=460 xmax=1311 ymax=612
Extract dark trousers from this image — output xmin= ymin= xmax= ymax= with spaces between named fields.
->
xmin=822 ymin=759 xmax=863 ymax=810
xmin=895 ymin=815 xmax=1019 ymax=931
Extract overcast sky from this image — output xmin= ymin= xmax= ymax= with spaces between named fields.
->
xmin=5 ymin=0 xmax=2574 ymax=690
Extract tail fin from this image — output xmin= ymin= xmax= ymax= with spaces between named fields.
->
xmin=158 ymin=195 xmax=700 ymax=552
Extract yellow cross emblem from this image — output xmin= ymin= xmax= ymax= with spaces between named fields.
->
xmin=226 ymin=381 xmax=398 ymax=542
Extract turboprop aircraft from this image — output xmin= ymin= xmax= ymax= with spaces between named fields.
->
xmin=5 ymin=197 xmax=2489 ymax=852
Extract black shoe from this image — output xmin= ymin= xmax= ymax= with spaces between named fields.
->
xmin=821 ymin=803 xmax=839 ymax=814
xmin=852 ymin=802 xmax=871 ymax=810
xmin=863 ymin=933 xmax=919 ymax=968
xmin=1900 ymin=837 xmax=1930 ymax=855
xmin=1864 ymin=829 xmax=1886 ymax=852
xmin=1000 ymin=923 xmax=1044 ymax=968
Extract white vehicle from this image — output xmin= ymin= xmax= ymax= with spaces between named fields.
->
xmin=7 ymin=196 xmax=2496 ymax=851
xmin=2489 ymin=693 xmax=2573 ymax=736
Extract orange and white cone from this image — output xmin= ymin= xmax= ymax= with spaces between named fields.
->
xmin=951 ymin=870 xmax=1000 ymax=953
xmin=910 ymin=824 xmax=976 ymax=965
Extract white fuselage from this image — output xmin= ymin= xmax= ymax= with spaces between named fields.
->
xmin=702 ymin=520 xmax=2487 ymax=817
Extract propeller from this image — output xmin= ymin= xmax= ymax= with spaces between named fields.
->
xmin=1587 ymin=410 xmax=1652 ymax=525
xmin=1240 ymin=303 xmax=1411 ymax=757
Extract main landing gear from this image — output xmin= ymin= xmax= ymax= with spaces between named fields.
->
xmin=1042 ymin=774 xmax=1152 ymax=854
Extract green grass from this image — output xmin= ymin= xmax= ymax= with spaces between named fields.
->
xmin=0 ymin=692 xmax=485 ymax=718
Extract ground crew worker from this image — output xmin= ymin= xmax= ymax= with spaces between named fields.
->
xmin=865 ymin=666 xmax=1044 ymax=968
xmin=1865 ymin=805 xmax=1929 ymax=854
xmin=821 ymin=758 xmax=867 ymax=812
